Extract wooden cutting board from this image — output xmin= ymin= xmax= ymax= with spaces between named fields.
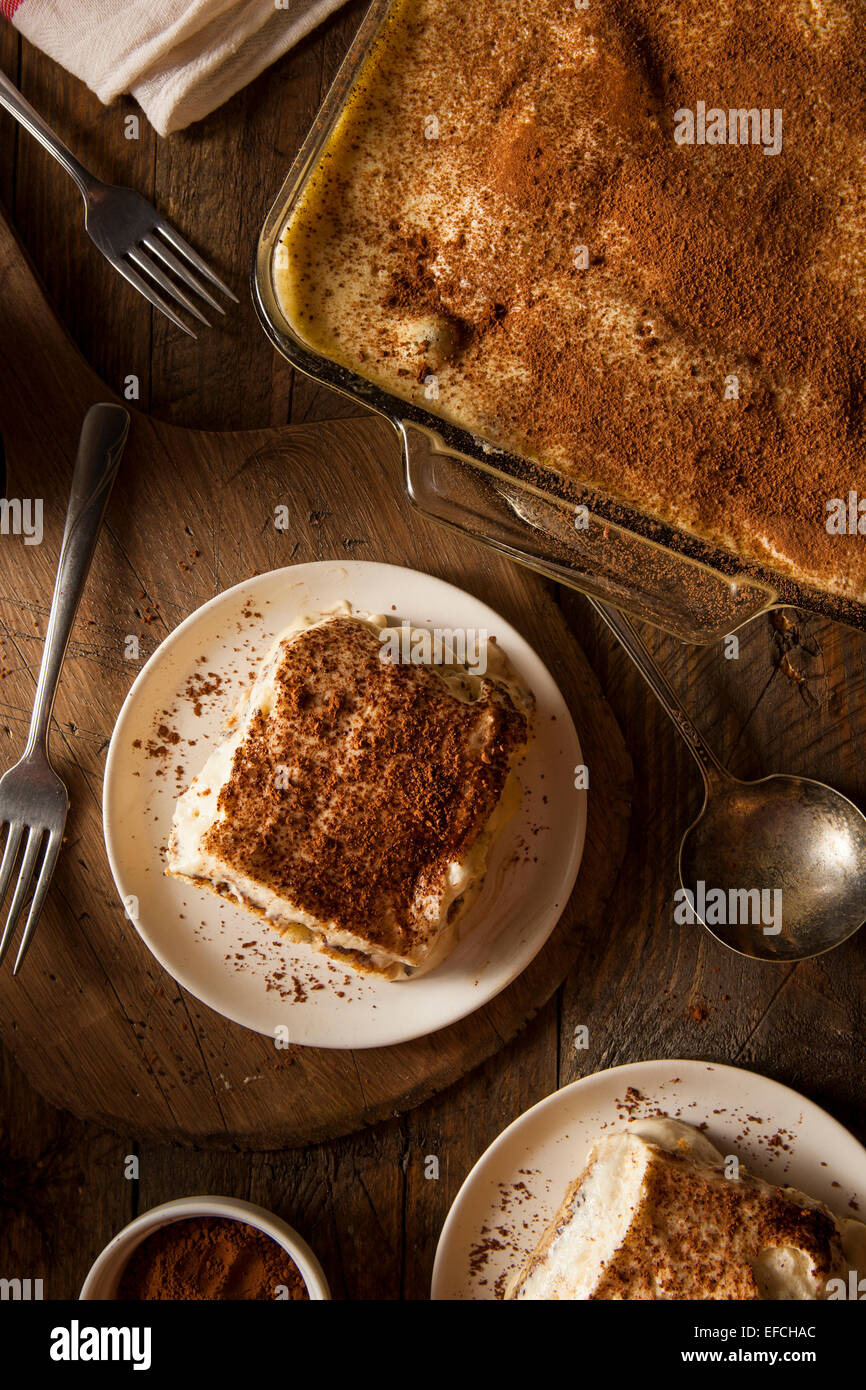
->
xmin=0 ymin=211 xmax=632 ymax=1148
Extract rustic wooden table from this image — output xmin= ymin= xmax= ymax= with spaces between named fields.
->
xmin=1 ymin=5 xmax=864 ymax=1301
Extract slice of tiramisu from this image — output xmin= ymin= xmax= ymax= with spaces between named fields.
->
xmin=168 ymin=608 xmax=531 ymax=979
xmin=505 ymin=1119 xmax=862 ymax=1300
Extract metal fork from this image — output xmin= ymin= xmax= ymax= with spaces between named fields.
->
xmin=0 ymin=403 xmax=130 ymax=974
xmin=0 ymin=70 xmax=237 ymax=337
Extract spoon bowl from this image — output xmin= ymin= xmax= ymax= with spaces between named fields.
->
xmin=679 ymin=773 xmax=866 ymax=960
xmin=590 ymin=596 xmax=866 ymax=961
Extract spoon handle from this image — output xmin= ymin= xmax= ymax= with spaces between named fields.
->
xmin=588 ymin=598 xmax=729 ymax=789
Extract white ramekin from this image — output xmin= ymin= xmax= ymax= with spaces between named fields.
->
xmin=79 ymin=1195 xmax=330 ymax=1300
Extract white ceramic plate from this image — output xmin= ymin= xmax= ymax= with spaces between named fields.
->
xmin=431 ymin=1058 xmax=866 ymax=1299
xmin=103 ymin=561 xmax=586 ymax=1048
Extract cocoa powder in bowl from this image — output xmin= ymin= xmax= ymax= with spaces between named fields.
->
xmin=115 ymin=1216 xmax=310 ymax=1301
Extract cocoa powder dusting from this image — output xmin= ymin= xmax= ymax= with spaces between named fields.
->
xmin=115 ymin=1217 xmax=310 ymax=1301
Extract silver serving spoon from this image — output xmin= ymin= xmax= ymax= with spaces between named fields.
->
xmin=590 ymin=597 xmax=866 ymax=960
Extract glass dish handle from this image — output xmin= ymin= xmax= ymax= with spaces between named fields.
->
xmin=399 ymin=421 xmax=776 ymax=645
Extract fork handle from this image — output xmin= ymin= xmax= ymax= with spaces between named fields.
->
xmin=25 ymin=405 xmax=130 ymax=758
xmin=0 ymin=69 xmax=98 ymax=202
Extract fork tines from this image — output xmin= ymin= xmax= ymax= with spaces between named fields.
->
xmin=117 ymin=223 xmax=238 ymax=338
xmin=0 ymin=821 xmax=63 ymax=973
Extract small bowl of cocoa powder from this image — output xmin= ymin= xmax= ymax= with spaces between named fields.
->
xmin=79 ymin=1197 xmax=330 ymax=1301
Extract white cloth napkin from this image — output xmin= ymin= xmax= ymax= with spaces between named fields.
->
xmin=4 ymin=0 xmax=348 ymax=135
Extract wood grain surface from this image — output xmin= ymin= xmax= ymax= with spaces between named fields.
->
xmin=1 ymin=6 xmax=865 ymax=1301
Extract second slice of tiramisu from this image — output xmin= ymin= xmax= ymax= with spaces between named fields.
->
xmin=504 ymin=1119 xmax=862 ymax=1300
xmin=168 ymin=609 xmax=532 ymax=978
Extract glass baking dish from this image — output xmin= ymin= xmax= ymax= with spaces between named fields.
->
xmin=252 ymin=0 xmax=866 ymax=645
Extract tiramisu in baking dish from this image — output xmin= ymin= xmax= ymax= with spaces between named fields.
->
xmin=274 ymin=0 xmax=866 ymax=599
xmin=505 ymin=1119 xmax=866 ymax=1300
xmin=168 ymin=609 xmax=531 ymax=979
